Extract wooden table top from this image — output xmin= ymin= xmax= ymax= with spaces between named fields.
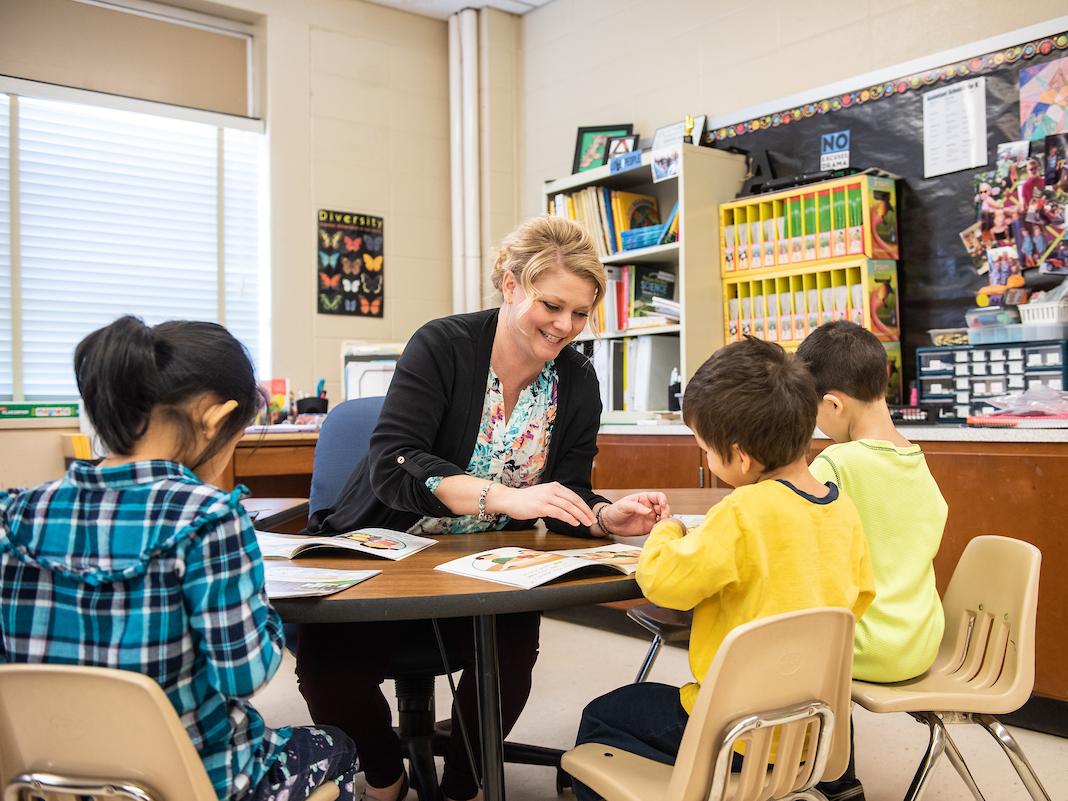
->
xmin=267 ymin=487 xmax=730 ymax=624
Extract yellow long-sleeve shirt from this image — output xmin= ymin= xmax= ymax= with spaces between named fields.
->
xmin=810 ymin=440 xmax=946 ymax=682
xmin=637 ymin=479 xmax=875 ymax=713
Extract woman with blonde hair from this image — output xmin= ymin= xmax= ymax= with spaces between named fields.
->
xmin=297 ymin=215 xmax=668 ymax=801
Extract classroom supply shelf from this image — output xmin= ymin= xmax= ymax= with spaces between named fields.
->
xmin=917 ymin=340 xmax=1068 ymax=422
xmin=546 ymin=144 xmax=746 ymax=385
xmin=719 ymin=173 xmax=899 ymax=277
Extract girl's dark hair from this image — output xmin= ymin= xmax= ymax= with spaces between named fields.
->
xmin=74 ymin=316 xmax=262 ymax=469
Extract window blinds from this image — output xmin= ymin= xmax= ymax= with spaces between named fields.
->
xmin=12 ymin=96 xmax=262 ymax=400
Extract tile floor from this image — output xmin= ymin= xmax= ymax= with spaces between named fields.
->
xmin=254 ymin=612 xmax=1067 ymax=801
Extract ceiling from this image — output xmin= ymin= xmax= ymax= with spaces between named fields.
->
xmin=361 ymin=0 xmax=553 ymax=19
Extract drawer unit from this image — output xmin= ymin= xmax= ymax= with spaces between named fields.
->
xmin=916 ymin=340 xmax=1068 ymax=422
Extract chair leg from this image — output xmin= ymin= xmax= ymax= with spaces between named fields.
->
xmin=402 ymin=735 xmax=443 ymax=801
xmin=974 ymin=713 xmax=1053 ymax=801
xmin=633 ymin=635 xmax=663 ymax=683
xmin=939 ymin=725 xmax=986 ymax=801
xmin=902 ymin=712 xmax=948 ymax=801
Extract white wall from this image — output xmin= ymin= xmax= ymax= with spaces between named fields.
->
xmin=250 ymin=0 xmax=452 ymax=403
xmin=520 ymin=0 xmax=1067 ymax=217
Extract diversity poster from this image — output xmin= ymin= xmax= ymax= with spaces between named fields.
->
xmin=317 ymin=210 xmax=384 ymax=317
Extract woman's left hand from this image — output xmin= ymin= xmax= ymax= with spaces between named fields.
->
xmin=597 ymin=492 xmax=671 ymax=537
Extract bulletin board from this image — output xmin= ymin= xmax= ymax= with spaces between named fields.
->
xmin=702 ymin=24 xmax=1068 ymax=385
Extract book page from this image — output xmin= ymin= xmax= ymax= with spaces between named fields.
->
xmin=553 ymin=543 xmax=642 ymax=574
xmin=264 ymin=565 xmax=380 ymax=599
xmin=330 ymin=528 xmax=437 ymax=560
xmin=435 ymin=547 xmax=601 ymax=589
xmin=255 ymin=528 xmax=436 ymax=561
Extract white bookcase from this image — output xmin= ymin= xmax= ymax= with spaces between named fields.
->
xmin=544 ymin=144 xmax=745 ymax=394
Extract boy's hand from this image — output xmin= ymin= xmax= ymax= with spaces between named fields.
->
xmin=652 ymin=517 xmax=687 ymax=535
xmin=598 ymin=492 xmax=671 ymax=537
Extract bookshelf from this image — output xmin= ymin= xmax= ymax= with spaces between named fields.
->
xmin=545 ymin=144 xmax=746 ymax=411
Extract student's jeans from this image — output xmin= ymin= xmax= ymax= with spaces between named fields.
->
xmin=296 ymin=612 xmax=540 ymax=801
xmin=573 ymin=683 xmax=690 ymax=801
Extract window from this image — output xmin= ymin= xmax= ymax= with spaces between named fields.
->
xmin=1 ymin=93 xmax=266 ymax=401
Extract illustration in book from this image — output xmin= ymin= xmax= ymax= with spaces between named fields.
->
xmin=256 ymin=528 xmax=436 ymax=561
xmin=435 ymin=543 xmax=643 ymax=589
xmin=264 ymin=565 xmax=380 ymax=599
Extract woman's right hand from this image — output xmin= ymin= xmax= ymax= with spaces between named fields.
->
xmin=489 ymin=482 xmax=596 ymax=528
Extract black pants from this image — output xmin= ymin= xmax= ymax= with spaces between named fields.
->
xmin=295 ymin=613 xmax=541 ymax=801
xmin=573 ymin=683 xmax=690 ymax=801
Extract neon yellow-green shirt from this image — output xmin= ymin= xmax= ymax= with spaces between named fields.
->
xmin=637 ymin=480 xmax=874 ymax=713
xmin=810 ymin=440 xmax=946 ymax=683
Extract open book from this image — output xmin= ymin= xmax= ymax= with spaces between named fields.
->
xmin=256 ymin=528 xmax=436 ymax=561
xmin=264 ymin=565 xmax=380 ymax=599
xmin=435 ymin=543 xmax=643 ymax=589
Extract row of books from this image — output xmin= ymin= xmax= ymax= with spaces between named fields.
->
xmin=574 ymin=334 xmax=679 ymax=413
xmin=549 ymin=186 xmax=676 ymax=258
xmin=592 ymin=265 xmax=679 ymax=334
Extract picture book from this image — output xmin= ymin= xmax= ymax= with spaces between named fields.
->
xmin=264 ymin=565 xmax=380 ymax=599
xmin=658 ymin=201 xmax=679 ymax=245
xmin=256 ymin=528 xmax=436 ymax=561
xmin=435 ymin=543 xmax=643 ymax=589
xmin=630 ymin=266 xmax=677 ymax=327
xmin=612 ymin=191 xmax=661 ymax=252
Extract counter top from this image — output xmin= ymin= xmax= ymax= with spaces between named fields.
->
xmin=598 ymin=422 xmax=1068 ymax=443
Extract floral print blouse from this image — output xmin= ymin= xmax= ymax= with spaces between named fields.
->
xmin=409 ymin=361 xmax=558 ymax=534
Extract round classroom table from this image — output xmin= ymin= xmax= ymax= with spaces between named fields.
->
xmin=259 ymin=487 xmax=728 ymax=801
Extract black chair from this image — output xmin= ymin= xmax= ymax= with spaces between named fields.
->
xmin=304 ymin=397 xmax=567 ymax=801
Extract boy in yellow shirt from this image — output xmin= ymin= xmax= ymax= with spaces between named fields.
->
xmin=572 ymin=338 xmax=874 ymax=801
xmin=797 ymin=321 xmax=947 ymax=801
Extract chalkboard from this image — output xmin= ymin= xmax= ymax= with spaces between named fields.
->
xmin=704 ymin=30 xmax=1068 ymax=386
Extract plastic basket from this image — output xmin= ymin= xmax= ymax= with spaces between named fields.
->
xmin=1018 ymin=299 xmax=1068 ymax=324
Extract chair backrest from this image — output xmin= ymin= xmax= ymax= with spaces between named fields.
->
xmin=933 ymin=535 xmax=1041 ymax=707
xmin=665 ymin=607 xmax=855 ymax=801
xmin=309 ymin=395 xmax=386 ymax=516
xmin=0 ymin=664 xmax=217 ymax=800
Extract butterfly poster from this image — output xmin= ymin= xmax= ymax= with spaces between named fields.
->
xmin=317 ymin=209 xmax=385 ymax=317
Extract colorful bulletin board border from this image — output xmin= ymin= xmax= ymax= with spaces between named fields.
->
xmin=317 ymin=209 xmax=385 ymax=318
xmin=706 ymin=32 xmax=1068 ymax=143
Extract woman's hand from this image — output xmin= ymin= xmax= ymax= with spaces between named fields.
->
xmin=597 ymin=492 xmax=671 ymax=537
xmin=489 ymin=482 xmax=596 ymax=528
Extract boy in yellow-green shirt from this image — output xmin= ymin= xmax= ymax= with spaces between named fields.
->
xmin=573 ymin=338 xmax=874 ymax=801
xmin=797 ymin=320 xmax=948 ymax=801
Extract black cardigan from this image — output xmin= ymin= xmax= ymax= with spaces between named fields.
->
xmin=308 ymin=308 xmax=610 ymax=537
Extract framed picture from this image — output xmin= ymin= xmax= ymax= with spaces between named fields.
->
xmin=573 ymin=124 xmax=633 ymax=173
xmin=606 ymin=134 xmax=639 ymax=159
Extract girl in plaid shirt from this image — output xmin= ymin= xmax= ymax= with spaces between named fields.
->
xmin=0 ymin=316 xmax=357 ymax=801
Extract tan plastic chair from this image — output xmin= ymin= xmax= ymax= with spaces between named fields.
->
xmin=0 ymin=664 xmax=339 ymax=801
xmin=563 ymin=607 xmax=856 ymax=801
xmin=851 ymin=534 xmax=1052 ymax=801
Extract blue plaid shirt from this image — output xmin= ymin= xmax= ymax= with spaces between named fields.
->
xmin=0 ymin=460 xmax=291 ymax=801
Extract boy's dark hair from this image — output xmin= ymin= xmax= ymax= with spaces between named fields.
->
xmin=795 ymin=321 xmax=888 ymax=402
xmin=682 ymin=337 xmax=818 ymax=471
xmin=75 ymin=316 xmax=263 ymax=469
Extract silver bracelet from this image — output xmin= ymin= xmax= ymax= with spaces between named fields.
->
xmin=477 ymin=481 xmax=494 ymax=522
xmin=595 ymin=503 xmax=617 ymax=536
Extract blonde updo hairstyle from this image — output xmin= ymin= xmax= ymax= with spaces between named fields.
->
xmin=491 ymin=216 xmax=607 ymax=319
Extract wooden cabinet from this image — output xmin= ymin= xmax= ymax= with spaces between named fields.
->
xmin=594 ymin=434 xmax=709 ymax=488
xmin=220 ymin=433 xmax=316 ymax=497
